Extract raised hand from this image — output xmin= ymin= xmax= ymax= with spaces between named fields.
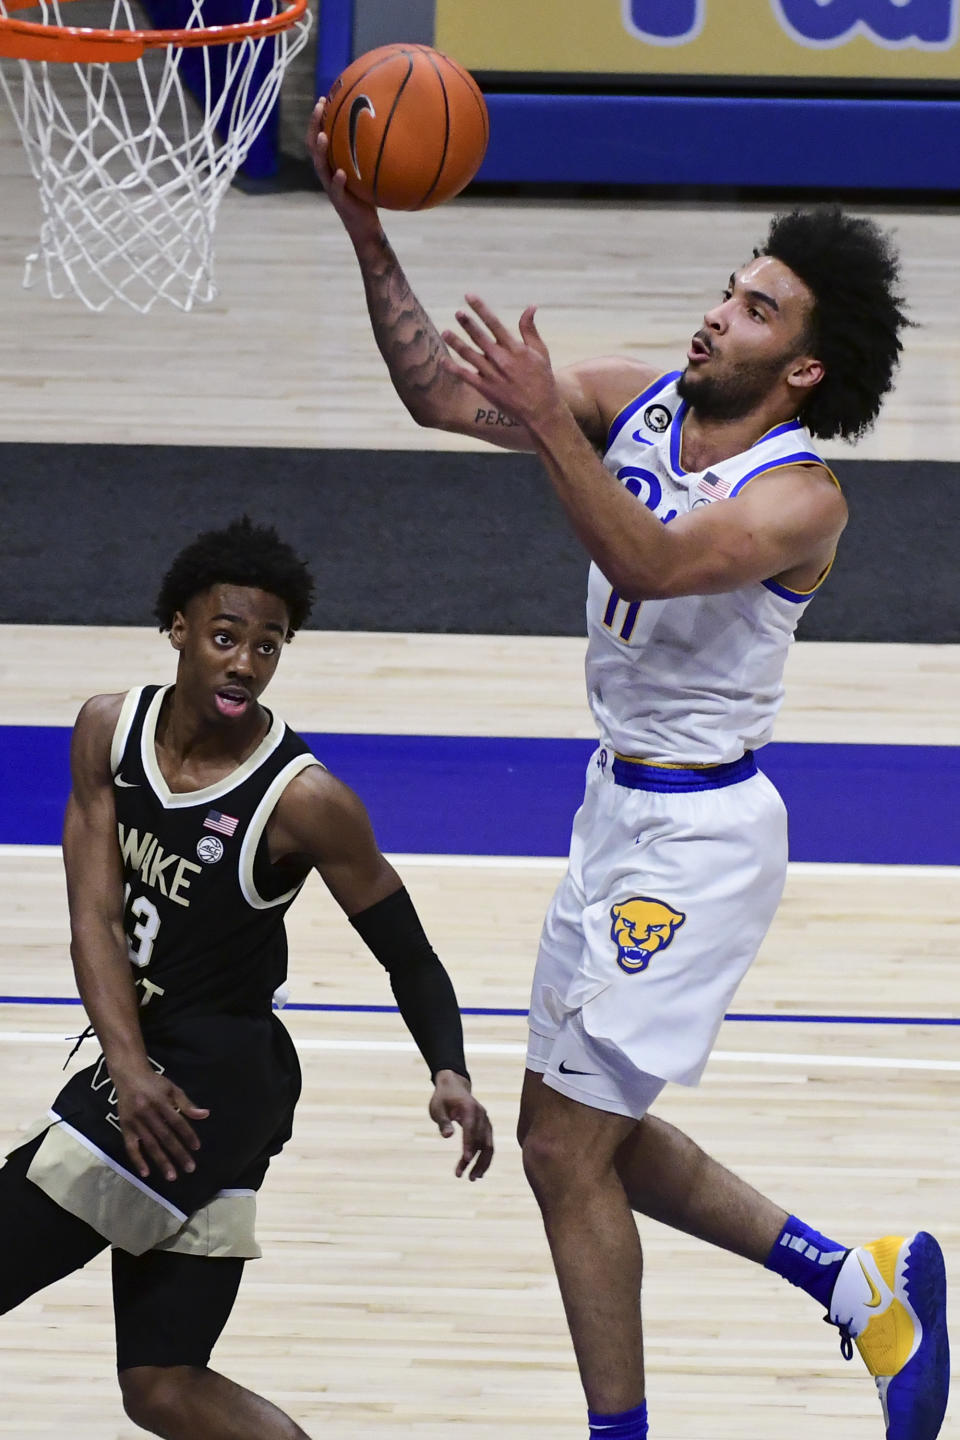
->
xmin=442 ymin=295 xmax=559 ymax=429
xmin=306 ymin=99 xmax=381 ymax=238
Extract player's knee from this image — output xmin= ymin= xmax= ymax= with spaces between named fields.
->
xmin=119 ymin=1365 xmax=196 ymax=1436
xmin=520 ymin=1125 xmax=574 ymax=1204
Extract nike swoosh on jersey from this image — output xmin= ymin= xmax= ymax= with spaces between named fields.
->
xmin=114 ymin=776 xmax=139 ymax=788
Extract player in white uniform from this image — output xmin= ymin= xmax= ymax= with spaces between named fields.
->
xmin=309 ymin=106 xmax=948 ymax=1440
xmin=529 ymin=374 xmax=827 ymax=1114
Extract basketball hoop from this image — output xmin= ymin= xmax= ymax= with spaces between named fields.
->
xmin=0 ymin=0 xmax=311 ymax=310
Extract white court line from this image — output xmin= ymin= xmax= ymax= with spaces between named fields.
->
xmin=0 ymin=845 xmax=956 ymax=878
xmin=2 ymin=1031 xmax=959 ymax=1072
xmin=0 ymin=845 xmax=567 ymax=866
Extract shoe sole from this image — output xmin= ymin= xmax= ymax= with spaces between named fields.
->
xmin=884 ymin=1232 xmax=950 ymax=1440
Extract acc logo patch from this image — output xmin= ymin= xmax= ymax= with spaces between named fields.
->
xmin=610 ymin=896 xmax=686 ymax=973
xmin=196 ymin=834 xmax=224 ymax=864
xmin=643 ymin=402 xmax=671 ymax=434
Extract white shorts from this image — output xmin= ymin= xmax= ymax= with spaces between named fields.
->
xmin=527 ymin=747 xmax=788 ymax=1118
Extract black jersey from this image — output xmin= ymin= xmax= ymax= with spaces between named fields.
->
xmin=15 ymin=684 xmax=319 ymax=1255
xmin=111 ymin=684 xmax=320 ymax=1032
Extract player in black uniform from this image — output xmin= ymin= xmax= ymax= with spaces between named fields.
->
xmin=0 ymin=517 xmax=493 ymax=1439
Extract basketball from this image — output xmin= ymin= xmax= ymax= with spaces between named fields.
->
xmin=322 ymin=44 xmax=489 ymax=211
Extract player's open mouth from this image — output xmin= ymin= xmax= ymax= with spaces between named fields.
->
xmin=215 ymin=688 xmax=251 ymax=717
xmin=688 ymin=334 xmax=711 ymax=361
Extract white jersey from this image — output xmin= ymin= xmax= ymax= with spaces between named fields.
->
xmin=586 ymin=371 xmax=836 ymax=765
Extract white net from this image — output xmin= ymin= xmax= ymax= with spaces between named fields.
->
xmin=0 ymin=0 xmax=311 ymax=311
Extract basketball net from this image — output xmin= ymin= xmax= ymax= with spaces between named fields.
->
xmin=0 ymin=0 xmax=310 ymax=311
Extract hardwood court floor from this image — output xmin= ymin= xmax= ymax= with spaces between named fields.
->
xmin=2 ymin=628 xmax=959 ymax=742
xmin=0 ymin=853 xmax=957 ymax=1440
xmin=0 ymin=629 xmax=956 ymax=1437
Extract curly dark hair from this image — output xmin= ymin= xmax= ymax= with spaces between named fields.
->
xmin=154 ymin=516 xmax=314 ymax=637
xmin=756 ymin=207 xmax=908 ymax=442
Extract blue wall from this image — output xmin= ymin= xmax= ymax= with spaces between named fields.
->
xmin=476 ymin=93 xmax=960 ymax=191
xmin=315 ymin=0 xmax=960 ymax=192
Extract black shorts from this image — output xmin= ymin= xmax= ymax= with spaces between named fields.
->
xmin=24 ymin=1010 xmax=301 ymax=1254
xmin=0 ymin=1134 xmax=244 ymax=1370
xmin=112 ymin=1247 xmax=244 ymax=1370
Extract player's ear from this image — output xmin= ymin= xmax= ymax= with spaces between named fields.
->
xmin=786 ymin=354 xmax=824 ymax=395
xmin=169 ymin=610 xmax=187 ymax=652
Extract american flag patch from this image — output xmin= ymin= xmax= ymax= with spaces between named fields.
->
xmin=204 ymin=810 xmax=239 ymax=837
xmin=697 ymin=471 xmax=732 ymax=498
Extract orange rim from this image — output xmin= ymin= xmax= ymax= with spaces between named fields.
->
xmin=0 ymin=0 xmax=308 ymax=62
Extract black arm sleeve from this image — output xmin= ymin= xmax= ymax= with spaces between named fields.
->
xmin=349 ymin=887 xmax=469 ymax=1082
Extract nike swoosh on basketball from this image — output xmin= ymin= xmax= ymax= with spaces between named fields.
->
xmin=558 ymin=1059 xmax=598 ymax=1077
xmin=348 ymin=94 xmax=375 ymax=179
xmin=858 ymin=1255 xmax=884 ymax=1309
xmin=114 ymin=776 xmax=139 ymax=788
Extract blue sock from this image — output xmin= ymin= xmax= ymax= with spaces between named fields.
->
xmin=765 ymin=1215 xmax=848 ymax=1308
xmin=588 ymin=1399 xmax=648 ymax=1439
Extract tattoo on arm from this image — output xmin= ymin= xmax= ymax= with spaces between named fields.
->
xmin=475 ymin=408 xmax=520 ymax=427
xmin=362 ymin=234 xmax=458 ymax=421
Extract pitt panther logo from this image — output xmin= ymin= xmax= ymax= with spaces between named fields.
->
xmin=610 ymin=896 xmax=686 ymax=973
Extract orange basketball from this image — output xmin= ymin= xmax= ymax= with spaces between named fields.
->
xmin=322 ymin=43 xmax=489 ymax=211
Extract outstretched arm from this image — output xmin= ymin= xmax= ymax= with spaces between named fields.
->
xmin=443 ymin=298 xmax=847 ymax=599
xmin=308 ymin=103 xmax=516 ymax=442
xmin=307 ymin=102 xmax=647 ymax=450
xmin=63 ymin=696 xmax=209 ymax=1183
xmin=270 ymin=766 xmax=494 ymax=1179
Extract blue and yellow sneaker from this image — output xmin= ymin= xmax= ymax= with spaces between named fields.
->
xmin=828 ymin=1232 xmax=949 ymax=1439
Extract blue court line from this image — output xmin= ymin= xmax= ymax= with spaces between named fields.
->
xmin=2 ymin=727 xmax=959 ymax=865
xmin=0 ymin=996 xmax=956 ymax=1025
